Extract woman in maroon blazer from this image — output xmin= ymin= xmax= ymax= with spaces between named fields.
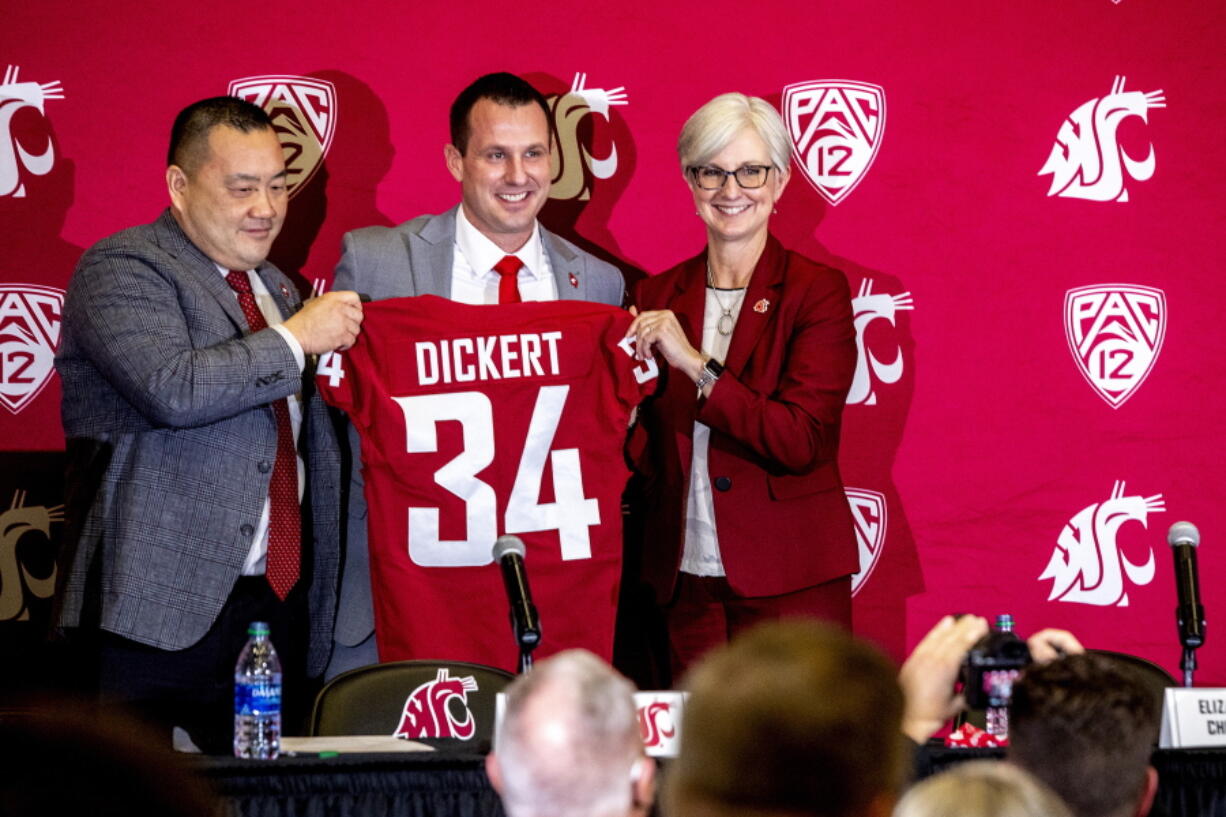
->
xmin=626 ymin=93 xmax=858 ymax=675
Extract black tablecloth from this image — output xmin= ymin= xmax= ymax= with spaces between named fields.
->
xmin=197 ymin=752 xmax=502 ymax=817
xmin=198 ymin=746 xmax=1226 ymax=817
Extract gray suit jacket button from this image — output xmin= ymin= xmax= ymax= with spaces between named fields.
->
xmin=240 ymin=524 xmax=255 ymax=537
xmin=258 ymin=461 xmax=272 ymax=473
xmin=714 ymin=476 xmax=732 ymax=492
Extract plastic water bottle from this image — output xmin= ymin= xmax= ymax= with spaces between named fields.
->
xmin=233 ymin=621 xmax=282 ymax=759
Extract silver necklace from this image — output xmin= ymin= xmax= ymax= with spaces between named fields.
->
xmin=707 ymin=263 xmax=747 ymax=336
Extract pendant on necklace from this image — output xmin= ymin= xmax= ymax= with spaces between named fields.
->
xmin=718 ymin=310 xmax=735 ymax=336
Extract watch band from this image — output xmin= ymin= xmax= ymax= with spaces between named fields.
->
xmin=695 ymin=357 xmax=724 ymax=391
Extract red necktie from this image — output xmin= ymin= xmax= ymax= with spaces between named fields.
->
xmin=225 ymin=270 xmax=301 ymax=600
xmin=494 ymin=255 xmax=524 ymax=304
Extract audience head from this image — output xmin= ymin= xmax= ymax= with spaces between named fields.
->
xmin=668 ymin=620 xmax=907 ymax=817
xmin=892 ymin=760 xmax=1073 ymax=817
xmin=488 ymin=649 xmax=653 ymax=817
xmin=0 ymin=700 xmax=218 ymax=817
xmin=1009 ymin=653 xmax=1162 ymax=817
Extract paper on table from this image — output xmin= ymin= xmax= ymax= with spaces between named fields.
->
xmin=280 ymin=735 xmax=435 ymax=754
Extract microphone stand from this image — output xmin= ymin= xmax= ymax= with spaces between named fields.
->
xmin=1182 ymin=646 xmax=1196 ymax=688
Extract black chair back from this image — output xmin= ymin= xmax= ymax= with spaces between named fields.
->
xmin=308 ymin=660 xmax=515 ymax=744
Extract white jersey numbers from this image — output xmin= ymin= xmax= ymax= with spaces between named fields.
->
xmin=393 ymin=385 xmax=600 ymax=567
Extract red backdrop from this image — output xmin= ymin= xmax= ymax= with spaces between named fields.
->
xmin=3 ymin=0 xmax=1224 ymax=683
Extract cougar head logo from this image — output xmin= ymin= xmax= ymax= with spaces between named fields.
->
xmin=637 ymin=700 xmax=677 ymax=749
xmin=847 ymin=279 xmax=913 ymax=406
xmin=0 ymin=491 xmax=63 ymax=622
xmin=1038 ymin=76 xmax=1165 ymax=203
xmin=394 ymin=668 xmax=479 ymax=740
xmin=0 ymin=66 xmax=64 ymax=199
xmin=1040 ymin=481 xmax=1162 ymax=607
xmin=548 ymin=72 xmax=628 ymax=201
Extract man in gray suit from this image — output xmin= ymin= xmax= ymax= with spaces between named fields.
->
xmin=328 ymin=72 xmax=625 ymax=677
xmin=56 ymin=96 xmax=363 ymax=752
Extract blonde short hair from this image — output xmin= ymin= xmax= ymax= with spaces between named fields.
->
xmin=892 ymin=761 xmax=1074 ymax=817
xmin=677 ymin=92 xmax=792 ymax=175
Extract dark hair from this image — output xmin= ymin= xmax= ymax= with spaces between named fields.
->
xmin=1009 ymin=654 xmax=1161 ymax=817
xmin=168 ymin=96 xmax=274 ymax=171
xmin=668 ymin=620 xmax=906 ymax=817
xmin=448 ymin=72 xmax=551 ymax=154
xmin=0 ymin=701 xmax=218 ymax=817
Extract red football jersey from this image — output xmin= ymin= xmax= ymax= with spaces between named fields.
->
xmin=317 ymin=295 xmax=658 ymax=671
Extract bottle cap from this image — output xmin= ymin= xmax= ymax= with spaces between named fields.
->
xmin=994 ymin=614 xmax=1014 ymax=632
xmin=248 ymin=621 xmax=271 ymax=637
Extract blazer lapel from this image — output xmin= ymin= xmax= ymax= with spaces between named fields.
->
xmin=411 ymin=207 xmax=457 ymax=297
xmin=543 ymin=227 xmax=586 ymax=299
xmin=153 ymin=209 xmax=250 ymax=332
xmin=722 ymin=236 xmax=786 ymax=376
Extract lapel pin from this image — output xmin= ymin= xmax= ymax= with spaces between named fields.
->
xmin=569 ymin=272 xmax=579 ymax=289
xmin=279 ymin=283 xmax=292 ymax=299
xmin=754 ymin=298 xmax=770 ymax=314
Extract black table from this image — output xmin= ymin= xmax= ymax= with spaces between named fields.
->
xmin=199 ymin=746 xmax=1226 ymax=817
xmin=197 ymin=752 xmax=501 ymax=817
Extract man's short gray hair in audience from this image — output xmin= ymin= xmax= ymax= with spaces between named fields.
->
xmin=487 ymin=649 xmax=654 ymax=817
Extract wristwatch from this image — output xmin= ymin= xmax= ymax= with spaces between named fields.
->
xmin=694 ymin=357 xmax=724 ymax=391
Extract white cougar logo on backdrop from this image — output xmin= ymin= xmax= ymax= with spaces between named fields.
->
xmin=0 ymin=66 xmax=64 ymax=198
xmin=548 ymin=72 xmax=628 ymax=201
xmin=782 ymin=80 xmax=885 ymax=206
xmin=1040 ymin=481 xmax=1162 ymax=607
xmin=228 ymin=76 xmax=336 ymax=199
xmin=846 ymin=488 xmax=887 ymax=596
xmin=1065 ymin=284 xmax=1165 ymax=408
xmin=0 ymin=284 xmax=64 ymax=414
xmin=848 ymin=279 xmax=912 ymax=406
xmin=1038 ymin=76 xmax=1165 ymax=202
xmin=394 ymin=668 xmax=478 ymax=740
xmin=0 ymin=490 xmax=62 ymax=622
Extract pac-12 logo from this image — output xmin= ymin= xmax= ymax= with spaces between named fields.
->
xmin=846 ymin=488 xmax=886 ymax=596
xmin=848 ymin=279 xmax=913 ymax=406
xmin=394 ymin=668 xmax=479 ymax=740
xmin=1064 ymin=284 xmax=1165 ymax=408
xmin=1038 ymin=76 xmax=1165 ymax=202
xmin=228 ymin=75 xmax=336 ymax=199
xmin=782 ymin=80 xmax=885 ymax=206
xmin=0 ymin=490 xmax=63 ymax=623
xmin=1040 ymin=481 xmax=1162 ymax=607
xmin=0 ymin=284 xmax=64 ymax=414
xmin=548 ymin=72 xmax=628 ymax=202
xmin=1 ymin=66 xmax=64 ymax=199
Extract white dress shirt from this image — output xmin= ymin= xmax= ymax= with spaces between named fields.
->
xmin=450 ymin=205 xmax=558 ymax=304
xmin=679 ymin=286 xmax=747 ymax=577
xmin=216 ymin=265 xmax=306 ymax=575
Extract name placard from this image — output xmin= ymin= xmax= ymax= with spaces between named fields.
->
xmin=635 ymin=691 xmax=687 ymax=758
xmin=492 ymin=690 xmax=687 ymax=757
xmin=1159 ymin=688 xmax=1226 ymax=748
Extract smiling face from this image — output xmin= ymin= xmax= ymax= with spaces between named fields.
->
xmin=690 ymin=127 xmax=789 ymax=249
xmin=445 ymin=98 xmax=552 ymax=253
xmin=167 ymin=124 xmax=287 ymax=271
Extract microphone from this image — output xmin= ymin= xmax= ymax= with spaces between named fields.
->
xmin=493 ymin=535 xmax=541 ymax=653
xmin=1168 ymin=521 xmax=1205 ymax=651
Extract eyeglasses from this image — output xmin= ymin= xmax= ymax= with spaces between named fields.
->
xmin=688 ymin=164 xmax=773 ymax=190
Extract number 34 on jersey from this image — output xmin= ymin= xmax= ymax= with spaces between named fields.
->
xmin=317 ymin=296 xmax=658 ymax=569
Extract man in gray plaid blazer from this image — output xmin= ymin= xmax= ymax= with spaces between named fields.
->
xmin=55 ymin=97 xmax=363 ymax=752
